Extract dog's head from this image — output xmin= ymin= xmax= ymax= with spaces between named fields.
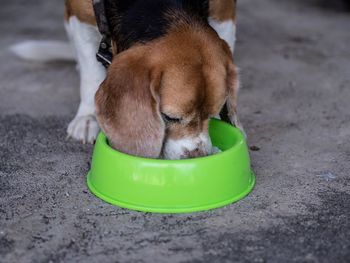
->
xmin=95 ymin=25 xmax=239 ymax=159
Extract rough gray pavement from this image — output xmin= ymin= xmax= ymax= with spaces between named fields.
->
xmin=1 ymin=0 xmax=349 ymax=262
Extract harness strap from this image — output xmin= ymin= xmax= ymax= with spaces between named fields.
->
xmin=92 ymin=0 xmax=113 ymax=68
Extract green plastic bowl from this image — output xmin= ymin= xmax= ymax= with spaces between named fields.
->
xmin=87 ymin=119 xmax=255 ymax=213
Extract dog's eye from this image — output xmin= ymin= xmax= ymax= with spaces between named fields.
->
xmin=161 ymin=113 xmax=182 ymax=123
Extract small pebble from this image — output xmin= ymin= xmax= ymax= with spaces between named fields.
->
xmin=250 ymin=145 xmax=260 ymax=151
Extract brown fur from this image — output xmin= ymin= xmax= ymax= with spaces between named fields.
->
xmin=65 ymin=0 xmax=96 ymax=25
xmin=64 ymin=0 xmax=236 ymax=25
xmin=95 ymin=45 xmax=165 ymax=158
xmin=95 ymin=21 xmax=239 ymax=158
xmin=209 ymin=0 xmax=237 ymax=22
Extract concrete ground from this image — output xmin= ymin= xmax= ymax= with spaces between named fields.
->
xmin=1 ymin=0 xmax=349 ymax=262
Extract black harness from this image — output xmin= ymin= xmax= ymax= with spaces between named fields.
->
xmin=93 ymin=0 xmax=113 ymax=68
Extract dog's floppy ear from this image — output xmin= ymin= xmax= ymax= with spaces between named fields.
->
xmin=225 ymin=57 xmax=245 ymax=135
xmin=95 ymin=48 xmax=165 ymax=158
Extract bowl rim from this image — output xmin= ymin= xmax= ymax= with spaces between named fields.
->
xmin=96 ymin=119 xmax=245 ymax=164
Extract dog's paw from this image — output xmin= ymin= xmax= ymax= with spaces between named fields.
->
xmin=67 ymin=115 xmax=100 ymax=143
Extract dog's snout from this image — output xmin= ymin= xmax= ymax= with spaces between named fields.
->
xmin=182 ymin=147 xmax=207 ymax=159
xmin=162 ymin=133 xmax=212 ymax=160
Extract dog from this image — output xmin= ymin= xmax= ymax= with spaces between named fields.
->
xmin=11 ymin=0 xmax=243 ymax=159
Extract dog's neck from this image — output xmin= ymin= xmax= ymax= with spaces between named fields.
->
xmin=104 ymin=0 xmax=209 ymax=53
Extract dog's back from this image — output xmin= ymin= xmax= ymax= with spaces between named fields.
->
xmin=104 ymin=0 xmax=210 ymax=52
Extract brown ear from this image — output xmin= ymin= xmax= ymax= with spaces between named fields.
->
xmin=225 ymin=59 xmax=245 ymax=135
xmin=95 ymin=48 xmax=165 ymax=158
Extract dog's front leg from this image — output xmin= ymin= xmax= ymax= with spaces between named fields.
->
xmin=66 ymin=16 xmax=106 ymax=143
xmin=208 ymin=0 xmax=237 ymax=54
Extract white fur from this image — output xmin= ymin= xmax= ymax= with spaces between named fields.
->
xmin=64 ymin=21 xmax=78 ymax=66
xmin=163 ymin=133 xmax=212 ymax=160
xmin=10 ymin=40 xmax=75 ymax=62
xmin=66 ymin=16 xmax=106 ymax=143
xmin=208 ymin=18 xmax=236 ymax=54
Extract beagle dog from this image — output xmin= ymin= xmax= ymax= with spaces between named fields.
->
xmin=69 ymin=0 xmax=243 ymax=159
xmin=17 ymin=0 xmax=243 ymax=159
